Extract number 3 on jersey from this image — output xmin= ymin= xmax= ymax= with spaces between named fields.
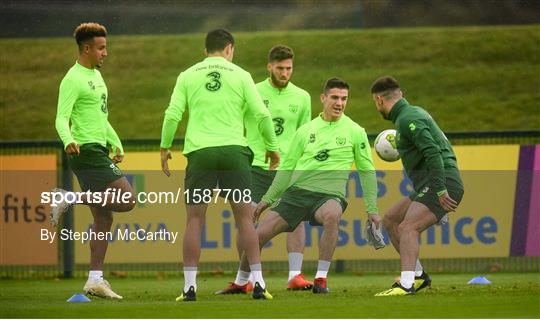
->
xmin=206 ymin=71 xmax=221 ymax=91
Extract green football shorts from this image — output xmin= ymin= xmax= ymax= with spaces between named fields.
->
xmin=68 ymin=143 xmax=124 ymax=192
xmin=250 ymin=166 xmax=276 ymax=203
xmin=270 ymin=186 xmax=348 ymax=231
xmin=184 ymin=145 xmax=253 ymax=204
xmin=409 ymin=170 xmax=464 ymax=221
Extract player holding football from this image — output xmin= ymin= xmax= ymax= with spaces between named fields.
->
xmin=53 ymin=22 xmax=136 ymax=299
xmin=370 ymin=76 xmax=464 ymax=296
xmin=216 ymin=45 xmax=313 ymax=295
xmin=160 ymin=29 xmax=279 ymax=301
xmin=223 ymin=78 xmax=380 ymax=294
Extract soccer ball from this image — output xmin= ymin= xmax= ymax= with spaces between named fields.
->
xmin=374 ymin=129 xmax=400 ymax=162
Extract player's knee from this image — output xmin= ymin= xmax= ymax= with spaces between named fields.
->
xmin=115 ymin=202 xmax=134 ymax=212
xmin=322 ymin=211 xmax=340 ymax=227
xmin=105 ymin=215 xmax=113 ymax=228
xmin=124 ymin=200 xmax=136 ymax=211
xmin=118 ymin=192 xmax=136 ymax=212
xmin=398 ymin=221 xmax=418 ymax=235
xmin=94 ymin=212 xmax=113 ymax=229
xmin=257 ymin=236 xmax=269 ymax=250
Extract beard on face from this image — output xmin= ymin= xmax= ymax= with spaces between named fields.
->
xmin=270 ymin=72 xmax=289 ymax=88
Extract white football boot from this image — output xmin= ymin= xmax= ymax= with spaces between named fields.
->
xmin=83 ymin=278 xmax=123 ymax=300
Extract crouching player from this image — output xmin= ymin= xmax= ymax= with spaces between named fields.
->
xmin=221 ymin=78 xmax=380 ymax=294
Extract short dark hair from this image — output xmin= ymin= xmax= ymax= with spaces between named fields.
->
xmin=74 ymin=22 xmax=107 ymax=47
xmin=205 ymin=29 xmax=234 ymax=53
xmin=268 ymin=45 xmax=294 ymax=62
xmin=370 ymin=76 xmax=400 ymax=95
xmin=323 ymin=77 xmax=349 ymax=93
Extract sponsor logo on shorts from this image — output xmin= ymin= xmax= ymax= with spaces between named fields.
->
xmin=417 ymin=186 xmax=430 ymax=198
xmin=110 ymin=163 xmax=122 ymax=176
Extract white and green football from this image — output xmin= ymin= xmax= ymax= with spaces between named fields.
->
xmin=374 ymin=129 xmax=400 ymax=162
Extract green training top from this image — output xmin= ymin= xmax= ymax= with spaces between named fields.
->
xmin=160 ymin=56 xmax=278 ymax=154
xmin=55 ymin=62 xmax=123 ymax=154
xmin=389 ymin=98 xmax=459 ymax=195
xmin=245 ymin=79 xmax=311 ymax=168
xmin=262 ymin=114 xmax=378 ymax=214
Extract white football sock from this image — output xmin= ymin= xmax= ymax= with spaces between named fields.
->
xmin=400 ymin=271 xmax=415 ymax=289
xmin=250 ymin=264 xmax=265 ymax=289
xmin=288 ymin=252 xmax=303 ymax=281
xmin=234 ymin=269 xmax=251 ymax=286
xmin=183 ymin=267 xmax=197 ymax=292
xmin=88 ymin=270 xmax=103 ymax=282
xmin=315 ymin=260 xmax=331 ymax=279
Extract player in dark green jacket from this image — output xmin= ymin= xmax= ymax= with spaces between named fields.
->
xmin=370 ymin=76 xmax=464 ymax=296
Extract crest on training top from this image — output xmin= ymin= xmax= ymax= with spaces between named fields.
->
xmin=336 ymin=137 xmax=346 ymax=146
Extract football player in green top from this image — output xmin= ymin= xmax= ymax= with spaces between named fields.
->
xmin=53 ymin=22 xmax=136 ymax=300
xmin=160 ymin=29 xmax=279 ymax=301
xmin=216 ymin=45 xmax=313 ymax=295
xmin=371 ymin=76 xmax=464 ymax=296
xmin=224 ymin=78 xmax=381 ymax=295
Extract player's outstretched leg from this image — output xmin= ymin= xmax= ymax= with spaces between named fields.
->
xmin=286 ymin=222 xmax=313 ymax=290
xmin=382 ymin=197 xmax=411 ymax=253
xmin=312 ymin=200 xmax=343 ymax=294
xmin=231 ymin=201 xmax=272 ymax=299
xmin=217 ymin=211 xmax=289 ymax=299
xmin=376 ymin=201 xmax=436 ymax=297
xmin=383 ymin=198 xmax=431 ymax=292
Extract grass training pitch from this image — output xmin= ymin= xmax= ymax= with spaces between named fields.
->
xmin=1 ymin=273 xmax=539 ymax=318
